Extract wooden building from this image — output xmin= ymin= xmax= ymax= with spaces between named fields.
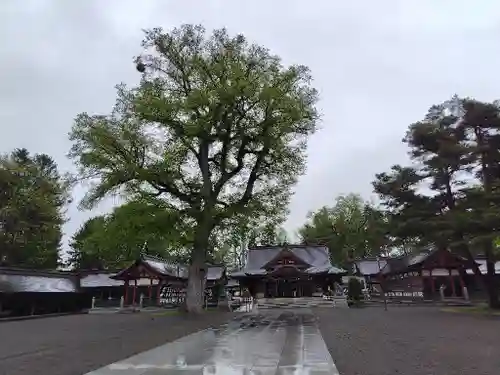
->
xmin=0 ymin=267 xmax=87 ymax=318
xmin=464 ymin=255 xmax=500 ymax=298
xmin=352 ymin=257 xmax=387 ymax=291
xmin=231 ymin=244 xmax=346 ymax=298
xmin=0 ymin=254 xmax=228 ymax=318
xmin=78 ymin=270 xmax=127 ymax=308
xmin=110 ymin=254 xmax=227 ymax=307
xmin=375 ymin=249 xmax=476 ymax=301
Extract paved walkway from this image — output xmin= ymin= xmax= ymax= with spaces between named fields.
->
xmin=85 ymin=309 xmax=338 ymax=375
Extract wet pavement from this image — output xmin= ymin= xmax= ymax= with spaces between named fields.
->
xmin=85 ymin=309 xmax=338 ymax=375
xmin=316 ymin=306 xmax=500 ymax=375
xmin=6 ymin=305 xmax=498 ymax=375
xmin=0 ymin=312 xmax=233 ymax=375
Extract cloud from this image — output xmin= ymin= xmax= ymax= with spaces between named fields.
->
xmin=1 ymin=0 xmax=500 ymax=255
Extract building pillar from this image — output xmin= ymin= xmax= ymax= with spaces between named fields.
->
xmin=458 ymin=272 xmax=465 ymax=289
xmin=156 ymin=279 xmax=163 ymax=304
xmin=449 ymin=269 xmax=456 ymax=297
xmin=420 ymin=271 xmax=425 ymax=298
xmin=124 ymin=279 xmax=129 ymax=306
xmin=132 ymin=279 xmax=137 ymax=305
xmin=408 ymin=272 xmax=414 ymax=298
xmin=430 ymin=272 xmax=436 ymax=299
xmin=458 ymin=272 xmax=467 ymax=300
xmin=148 ymin=278 xmax=153 ymax=299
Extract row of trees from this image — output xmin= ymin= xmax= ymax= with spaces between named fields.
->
xmin=67 ymin=197 xmax=289 ymax=271
xmin=68 ymin=191 xmax=386 ymax=271
xmin=4 ymin=24 xmax=499 ymax=310
xmin=0 ymin=148 xmax=69 ymax=269
xmin=299 ymin=193 xmax=390 ymax=266
xmin=300 ymin=97 xmax=500 ymax=308
xmin=372 ymin=97 xmax=500 ymax=308
xmin=66 ymin=26 xmax=500 ymax=310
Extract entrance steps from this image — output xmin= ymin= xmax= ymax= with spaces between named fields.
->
xmin=256 ymin=297 xmax=347 ymax=309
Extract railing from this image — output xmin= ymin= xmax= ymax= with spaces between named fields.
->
xmin=93 ymin=297 xmax=122 ymax=309
xmin=91 ymin=291 xmax=227 ymax=310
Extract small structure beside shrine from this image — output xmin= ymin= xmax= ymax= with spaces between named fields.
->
xmin=231 ymin=244 xmax=346 ymax=298
xmin=377 ymin=248 xmax=477 ymax=302
xmin=110 ymin=254 xmax=227 ymax=307
xmin=352 ymin=257 xmax=387 ymax=284
xmin=0 ymin=266 xmax=86 ymax=318
xmin=79 ymin=270 xmax=124 ymax=303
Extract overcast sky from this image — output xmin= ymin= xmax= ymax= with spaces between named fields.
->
xmin=2 ymin=1 xmax=500 ymax=254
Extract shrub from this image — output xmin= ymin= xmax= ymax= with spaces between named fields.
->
xmin=347 ymin=277 xmax=363 ymax=303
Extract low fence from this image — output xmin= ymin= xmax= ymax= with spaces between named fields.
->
xmin=91 ymin=287 xmax=228 ymax=310
xmin=93 ymin=297 xmax=122 ymax=309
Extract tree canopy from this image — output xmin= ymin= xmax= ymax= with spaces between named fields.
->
xmin=68 ymin=24 xmax=318 ymax=312
xmin=67 ymin=198 xmax=192 ymax=270
xmin=373 ymin=96 xmax=500 ymax=308
xmin=298 ymin=193 xmax=389 ymax=266
xmin=0 ymin=148 xmax=69 ymax=269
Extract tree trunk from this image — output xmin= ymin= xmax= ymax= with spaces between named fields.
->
xmin=453 ymin=233 xmax=500 ymax=309
xmin=485 ymin=272 xmax=500 ymax=309
xmin=484 ymin=245 xmax=500 ymax=309
xmin=473 ymin=129 xmax=500 ymax=308
xmin=183 ymin=257 xmax=207 ymax=314
xmin=182 ymin=216 xmax=212 ymax=314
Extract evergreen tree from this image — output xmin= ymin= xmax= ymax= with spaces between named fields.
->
xmin=0 ymin=148 xmax=69 ymax=268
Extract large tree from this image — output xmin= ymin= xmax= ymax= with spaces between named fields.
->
xmin=373 ymin=97 xmax=500 ymax=308
xmin=0 ymin=148 xmax=69 ymax=268
xmin=298 ymin=193 xmax=389 ymax=266
xmin=68 ymin=24 xmax=318 ymax=312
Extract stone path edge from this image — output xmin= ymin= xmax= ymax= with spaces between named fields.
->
xmin=0 ymin=310 xmax=89 ymax=323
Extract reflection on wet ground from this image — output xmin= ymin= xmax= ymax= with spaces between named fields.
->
xmin=85 ymin=309 xmax=338 ymax=375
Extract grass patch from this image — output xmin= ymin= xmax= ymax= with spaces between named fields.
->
xmin=442 ymin=304 xmax=500 ymax=316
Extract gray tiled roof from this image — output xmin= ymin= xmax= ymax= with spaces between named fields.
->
xmin=206 ymin=266 xmax=225 ymax=281
xmin=80 ymin=273 xmax=124 ymax=287
xmin=226 ymin=278 xmax=239 ymax=287
xmin=0 ymin=273 xmax=77 ymax=293
xmin=238 ymin=245 xmax=345 ymax=275
xmin=245 ymin=245 xmax=332 ymax=269
xmin=142 ymin=255 xmax=189 ymax=278
xmin=306 ymin=265 xmax=346 ymax=274
xmin=112 ymin=254 xmax=225 ymax=282
xmin=354 ymin=259 xmax=388 ymax=275
xmin=380 ymin=252 xmax=432 ymax=275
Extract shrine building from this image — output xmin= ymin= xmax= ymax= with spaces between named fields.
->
xmin=231 ymin=244 xmax=347 ymax=298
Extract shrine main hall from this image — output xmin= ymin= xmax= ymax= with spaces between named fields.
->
xmin=231 ymin=244 xmax=347 ymax=298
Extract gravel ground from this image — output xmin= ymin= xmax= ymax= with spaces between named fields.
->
xmin=0 ymin=311 xmax=232 ymax=375
xmin=315 ymin=306 xmax=500 ymax=375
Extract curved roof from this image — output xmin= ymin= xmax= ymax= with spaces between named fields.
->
xmin=111 ymin=254 xmax=226 ymax=281
xmin=0 ymin=272 xmax=77 ymax=293
xmin=353 ymin=259 xmax=388 ymax=276
xmin=235 ymin=244 xmax=346 ymax=276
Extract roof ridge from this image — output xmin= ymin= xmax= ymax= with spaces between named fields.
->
xmin=248 ymin=244 xmax=328 ymax=250
xmin=141 ymin=253 xmax=182 ymax=266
